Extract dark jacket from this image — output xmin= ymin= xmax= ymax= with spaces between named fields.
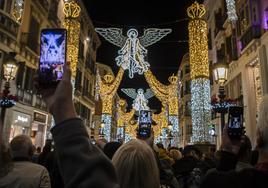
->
xmin=51 ymin=118 xmax=119 ymax=188
xmin=200 ymin=151 xmax=268 ymax=188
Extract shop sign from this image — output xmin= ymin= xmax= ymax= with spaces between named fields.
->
xmin=33 ymin=112 xmax=47 ymax=124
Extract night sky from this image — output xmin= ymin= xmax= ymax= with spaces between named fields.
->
xmin=83 ymin=0 xmax=204 ymax=112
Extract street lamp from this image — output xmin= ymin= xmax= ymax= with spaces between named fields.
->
xmin=212 ymin=62 xmax=229 ymax=130
xmin=0 ymin=52 xmax=18 ymax=138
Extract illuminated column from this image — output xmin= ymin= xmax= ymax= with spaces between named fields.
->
xmin=187 ymin=2 xmax=211 ymax=143
xmin=12 ymin=0 xmax=24 ymax=22
xmin=97 ymin=68 xmax=125 ymax=141
xmin=63 ymin=1 xmax=81 ymax=79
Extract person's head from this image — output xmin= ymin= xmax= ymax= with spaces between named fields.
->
xmin=0 ymin=143 xmax=13 ymax=177
xmin=10 ymin=135 xmax=34 ymax=159
xmin=169 ymin=149 xmax=182 ymax=161
xmin=36 ymin=147 xmax=41 ymax=153
xmin=112 ymin=139 xmax=160 ymax=188
xmin=103 ymin=141 xmax=122 ymax=159
xmin=237 ymin=135 xmax=252 ymax=162
xmin=183 ymin=145 xmax=200 ymax=159
xmin=256 ymin=95 xmax=268 ymax=154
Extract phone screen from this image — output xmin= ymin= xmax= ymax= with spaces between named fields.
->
xmin=138 ymin=110 xmax=152 ymax=138
xmin=227 ymin=106 xmax=244 ymax=139
xmin=39 ymin=29 xmax=67 ymax=86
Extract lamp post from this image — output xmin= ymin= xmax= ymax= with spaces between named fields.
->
xmin=212 ymin=62 xmax=229 ymax=131
xmin=0 ymin=52 xmax=18 ymax=139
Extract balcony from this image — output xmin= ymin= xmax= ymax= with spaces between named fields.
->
xmin=16 ymin=87 xmax=33 ymax=105
xmin=35 ymin=95 xmax=47 ymax=111
xmin=240 ymin=25 xmax=261 ymax=51
xmin=0 ymin=10 xmax=20 ymax=40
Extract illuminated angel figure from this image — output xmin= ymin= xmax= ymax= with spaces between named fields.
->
xmin=121 ymin=88 xmax=154 ymax=112
xmin=96 ymin=28 xmax=172 ymax=78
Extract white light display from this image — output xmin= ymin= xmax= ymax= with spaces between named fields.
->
xmin=101 ymin=114 xmax=112 ymax=142
xmin=226 ymin=0 xmax=238 ymax=22
xmin=116 ymin=127 xmax=124 ymax=140
xmin=190 ymin=78 xmax=211 ymax=143
xmin=121 ymin=88 xmax=154 ymax=112
xmin=96 ymin=28 xmax=171 ymax=78
xmin=124 ymin=134 xmax=132 ymax=143
xmin=169 ymin=115 xmax=179 ymax=133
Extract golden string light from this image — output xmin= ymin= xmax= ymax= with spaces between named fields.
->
xmin=98 ymin=68 xmax=125 ymax=115
xmin=187 ymin=1 xmax=209 ymax=79
xmin=145 ymin=70 xmax=179 ymax=116
xmin=187 ymin=1 xmax=211 ymax=143
xmin=152 ymin=107 xmax=169 ymax=137
xmin=117 ymin=99 xmax=136 ymax=127
xmin=63 ymin=1 xmax=81 ymax=78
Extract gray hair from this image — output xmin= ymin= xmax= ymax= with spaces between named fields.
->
xmin=10 ymin=135 xmax=33 ymax=158
xmin=257 ymin=95 xmax=268 ymax=150
xmin=112 ymin=139 xmax=160 ymax=188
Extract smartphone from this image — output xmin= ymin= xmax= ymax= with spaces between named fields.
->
xmin=39 ymin=28 xmax=67 ymax=87
xmin=138 ymin=110 xmax=152 ymax=138
xmin=227 ymin=106 xmax=244 ymax=140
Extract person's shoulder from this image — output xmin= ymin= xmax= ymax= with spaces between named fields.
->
xmin=15 ymin=161 xmax=48 ymax=171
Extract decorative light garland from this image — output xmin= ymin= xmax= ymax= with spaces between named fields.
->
xmin=121 ymin=88 xmax=154 ymax=112
xmin=226 ymin=0 xmax=238 ymax=22
xmin=12 ymin=0 xmax=24 ymax=22
xmin=63 ymin=1 xmax=81 ymax=78
xmin=96 ymin=28 xmax=171 ymax=78
xmin=145 ymin=70 xmax=179 ymax=133
xmin=187 ymin=2 xmax=211 ymax=143
xmin=101 ymin=114 xmax=112 ymax=142
xmin=190 ymin=78 xmax=211 ymax=143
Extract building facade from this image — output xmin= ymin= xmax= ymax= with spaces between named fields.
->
xmin=205 ymin=0 xmax=268 ymax=146
xmin=0 ymin=0 xmax=100 ymax=147
xmin=178 ymin=53 xmax=192 ymax=147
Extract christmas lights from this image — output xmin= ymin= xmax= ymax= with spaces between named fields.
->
xmin=121 ymin=88 xmax=154 ymax=111
xmin=97 ymin=68 xmax=124 ymax=115
xmin=12 ymin=0 xmax=24 ymax=22
xmin=226 ymin=0 xmax=238 ymax=22
xmin=101 ymin=114 xmax=112 ymax=142
xmin=145 ymin=71 xmax=179 ymax=132
xmin=190 ymin=78 xmax=211 ymax=143
xmin=63 ymin=1 xmax=81 ymax=78
xmin=188 ymin=2 xmax=211 ymax=143
xmin=96 ymin=28 xmax=171 ymax=78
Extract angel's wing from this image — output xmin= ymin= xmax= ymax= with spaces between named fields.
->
xmin=139 ymin=28 xmax=172 ymax=47
xmin=95 ymin=28 xmax=127 ymax=48
xmin=144 ymin=89 xmax=155 ymax=99
xmin=121 ymin=88 xmax=137 ymax=99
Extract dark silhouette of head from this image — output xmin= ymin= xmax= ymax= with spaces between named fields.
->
xmin=103 ymin=141 xmax=122 ymax=159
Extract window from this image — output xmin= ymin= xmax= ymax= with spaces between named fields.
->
xmin=24 ymin=66 xmax=35 ymax=91
xmin=79 ymin=40 xmax=84 ymax=60
xmin=75 ymin=69 xmax=82 ymax=90
xmin=83 ymin=77 xmax=89 ymax=96
xmin=16 ymin=62 xmax=25 ymax=87
xmin=28 ymin=16 xmax=40 ymax=53
xmin=0 ymin=0 xmax=5 ymax=10
xmin=208 ymin=29 xmax=212 ymax=50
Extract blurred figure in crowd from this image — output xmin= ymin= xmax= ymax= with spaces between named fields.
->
xmin=0 ymin=143 xmax=13 ymax=178
xmin=0 ymin=135 xmax=51 ymax=188
xmin=112 ymin=139 xmax=160 ymax=188
xmin=103 ymin=141 xmax=122 ymax=159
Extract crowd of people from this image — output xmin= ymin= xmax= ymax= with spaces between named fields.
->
xmin=0 ymin=64 xmax=268 ymax=188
